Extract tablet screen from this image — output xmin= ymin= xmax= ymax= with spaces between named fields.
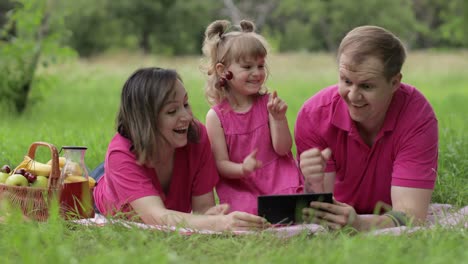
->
xmin=257 ymin=193 xmax=333 ymax=224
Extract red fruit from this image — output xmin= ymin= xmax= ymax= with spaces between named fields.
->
xmin=225 ymin=71 xmax=233 ymax=80
xmin=24 ymin=172 xmax=37 ymax=183
xmin=15 ymin=168 xmax=27 ymax=175
xmin=1 ymin=165 xmax=11 ymax=173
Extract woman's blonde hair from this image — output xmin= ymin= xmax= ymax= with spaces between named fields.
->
xmin=201 ymin=20 xmax=269 ymax=105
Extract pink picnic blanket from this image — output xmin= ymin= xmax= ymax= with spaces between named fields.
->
xmin=73 ymin=204 xmax=467 ymax=237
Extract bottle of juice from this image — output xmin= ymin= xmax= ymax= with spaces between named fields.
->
xmin=59 ymin=146 xmax=94 ymax=219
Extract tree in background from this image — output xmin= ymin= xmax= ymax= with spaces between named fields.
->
xmin=267 ymin=0 xmax=421 ymax=52
xmin=0 ymin=0 xmax=73 ymax=113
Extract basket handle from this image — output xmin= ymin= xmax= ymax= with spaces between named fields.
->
xmin=27 ymin=142 xmax=61 ymax=190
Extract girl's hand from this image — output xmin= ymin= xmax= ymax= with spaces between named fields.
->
xmin=204 ymin=204 xmax=230 ymax=215
xmin=220 ymin=211 xmax=270 ymax=231
xmin=242 ymin=149 xmax=262 ymax=175
xmin=302 ymin=198 xmax=360 ymax=230
xmin=267 ymin=91 xmax=288 ymax=120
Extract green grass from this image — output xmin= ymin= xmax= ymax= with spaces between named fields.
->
xmin=0 ymin=51 xmax=467 ymax=263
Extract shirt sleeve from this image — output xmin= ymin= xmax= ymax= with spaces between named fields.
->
xmin=106 ymin=150 xmax=159 ymax=211
xmin=190 ymin=126 xmax=219 ymax=196
xmin=295 ymin=104 xmax=336 ymax=172
xmin=392 ymin=116 xmax=438 ymax=189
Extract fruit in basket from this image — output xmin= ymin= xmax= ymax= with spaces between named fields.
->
xmin=1 ymin=165 xmax=11 ymax=173
xmin=15 ymin=156 xmax=52 ymax=177
xmin=31 ymin=176 xmax=48 ymax=188
xmin=5 ymin=174 xmax=29 ymax=186
xmin=0 ymin=172 xmax=9 ymax=183
xmin=46 ymin=157 xmax=66 ymax=168
xmin=15 ymin=168 xmax=27 ymax=175
xmin=24 ymin=171 xmax=37 ymax=183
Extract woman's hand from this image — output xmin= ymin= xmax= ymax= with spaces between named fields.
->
xmin=267 ymin=91 xmax=288 ymax=120
xmin=219 ymin=211 xmax=270 ymax=231
xmin=303 ymin=198 xmax=360 ymax=230
xmin=204 ymin=203 xmax=230 ymax=215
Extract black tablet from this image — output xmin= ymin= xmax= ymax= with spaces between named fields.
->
xmin=257 ymin=193 xmax=333 ymax=224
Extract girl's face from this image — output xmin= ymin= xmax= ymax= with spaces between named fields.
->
xmin=226 ymin=56 xmax=266 ymax=96
xmin=158 ymin=80 xmax=193 ymax=149
xmin=338 ymin=53 xmax=400 ymax=133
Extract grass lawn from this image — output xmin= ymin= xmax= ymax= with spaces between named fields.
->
xmin=0 ymin=51 xmax=467 ymax=263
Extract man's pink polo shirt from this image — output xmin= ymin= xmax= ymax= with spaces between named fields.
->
xmin=295 ymin=83 xmax=438 ymax=214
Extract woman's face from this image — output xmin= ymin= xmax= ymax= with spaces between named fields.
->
xmin=338 ymin=53 xmax=401 ymax=132
xmin=158 ymin=80 xmax=193 ymax=149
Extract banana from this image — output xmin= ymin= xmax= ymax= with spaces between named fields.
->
xmin=64 ymin=175 xmax=87 ymax=183
xmin=88 ymin=177 xmax=96 ymax=188
xmin=23 ymin=156 xmax=52 ymax=177
xmin=46 ymin=157 xmax=66 ymax=168
xmin=11 ymin=156 xmax=30 ymax=174
xmin=64 ymin=175 xmax=96 ymax=189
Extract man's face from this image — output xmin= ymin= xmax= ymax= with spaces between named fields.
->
xmin=338 ymin=53 xmax=400 ymax=132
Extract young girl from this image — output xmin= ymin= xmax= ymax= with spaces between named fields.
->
xmin=92 ymin=67 xmax=267 ymax=231
xmin=201 ymin=20 xmax=303 ymax=214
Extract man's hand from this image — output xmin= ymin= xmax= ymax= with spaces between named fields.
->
xmin=303 ymin=199 xmax=360 ymax=230
xmin=299 ymin=148 xmax=332 ymax=193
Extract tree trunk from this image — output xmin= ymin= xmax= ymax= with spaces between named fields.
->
xmin=140 ymin=30 xmax=151 ymax=54
xmin=15 ymin=11 xmax=49 ymax=113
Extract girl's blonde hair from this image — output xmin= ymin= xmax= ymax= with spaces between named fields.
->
xmin=201 ymin=20 xmax=269 ymax=105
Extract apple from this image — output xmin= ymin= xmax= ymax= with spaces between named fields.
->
xmin=5 ymin=174 xmax=29 ymax=186
xmin=31 ymin=176 xmax=48 ymax=188
xmin=0 ymin=172 xmax=9 ymax=183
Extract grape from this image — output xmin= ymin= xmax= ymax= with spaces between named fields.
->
xmin=1 ymin=165 xmax=11 ymax=173
xmin=15 ymin=168 xmax=27 ymax=175
xmin=24 ymin=172 xmax=37 ymax=183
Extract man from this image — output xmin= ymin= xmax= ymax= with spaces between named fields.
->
xmin=295 ymin=26 xmax=438 ymax=231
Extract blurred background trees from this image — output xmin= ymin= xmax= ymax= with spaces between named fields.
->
xmin=59 ymin=0 xmax=467 ymax=55
xmin=0 ymin=0 xmax=466 ymax=113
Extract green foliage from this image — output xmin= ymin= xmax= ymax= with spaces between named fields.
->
xmin=268 ymin=0 xmax=421 ymax=52
xmin=57 ymin=0 xmax=466 ymax=56
xmin=0 ymin=0 xmax=75 ymax=114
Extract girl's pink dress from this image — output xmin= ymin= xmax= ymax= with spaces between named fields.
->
xmin=213 ymin=94 xmax=304 ymax=214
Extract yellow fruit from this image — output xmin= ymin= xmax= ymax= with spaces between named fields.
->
xmin=63 ymin=161 xmax=83 ymax=176
xmin=88 ymin=177 xmax=96 ymax=188
xmin=64 ymin=175 xmax=87 ymax=183
xmin=46 ymin=157 xmax=66 ymax=168
xmin=15 ymin=156 xmax=51 ymax=177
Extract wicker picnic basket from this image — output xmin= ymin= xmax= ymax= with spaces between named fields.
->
xmin=0 ymin=142 xmax=66 ymax=221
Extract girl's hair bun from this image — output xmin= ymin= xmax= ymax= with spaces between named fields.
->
xmin=206 ymin=20 xmax=231 ymax=39
xmin=239 ymin=20 xmax=255 ymax=33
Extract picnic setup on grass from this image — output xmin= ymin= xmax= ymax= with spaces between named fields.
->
xmin=0 ymin=142 xmax=95 ymax=221
xmin=0 ymin=141 xmax=466 ymax=237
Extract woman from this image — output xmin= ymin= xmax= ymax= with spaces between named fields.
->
xmin=92 ymin=67 xmax=267 ymax=231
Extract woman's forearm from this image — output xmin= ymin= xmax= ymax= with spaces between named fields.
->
xmin=139 ymin=208 xmax=225 ymax=231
